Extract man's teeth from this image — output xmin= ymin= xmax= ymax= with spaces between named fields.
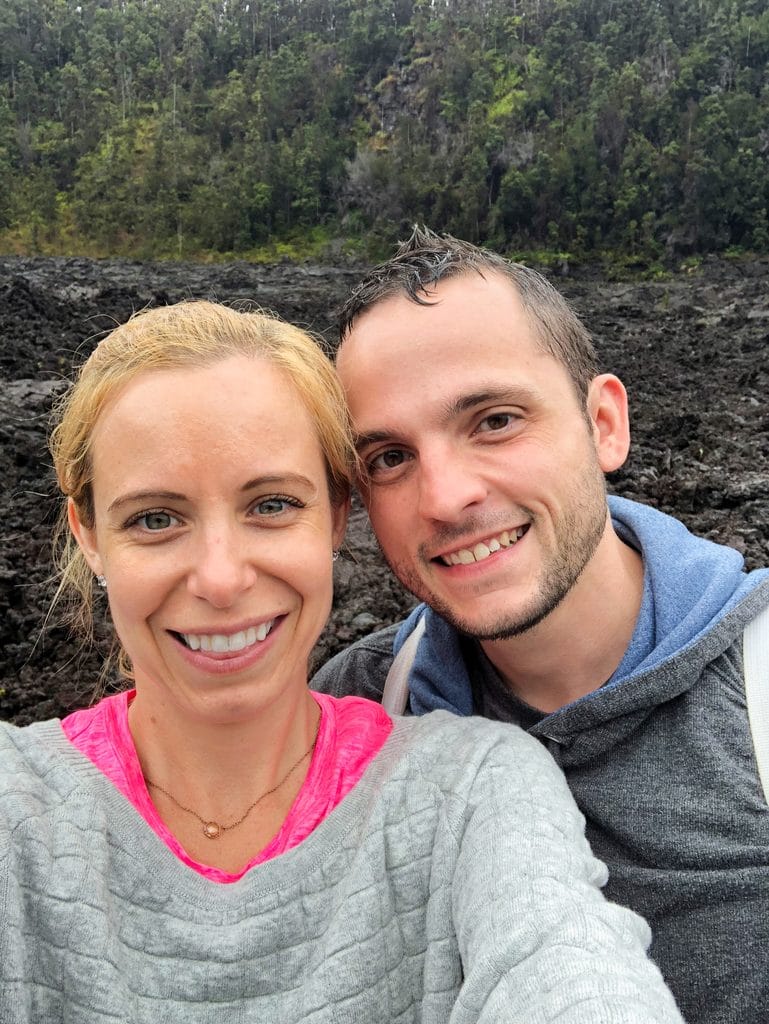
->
xmin=181 ymin=621 xmax=274 ymax=653
xmin=441 ymin=528 xmax=526 ymax=566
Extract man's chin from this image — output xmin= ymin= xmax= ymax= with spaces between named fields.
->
xmin=401 ymin=593 xmax=527 ymax=640
xmin=439 ymin=609 xmax=550 ymax=641
xmin=403 ymin=583 xmax=570 ymax=642
xmin=384 ymin=556 xmax=565 ymax=639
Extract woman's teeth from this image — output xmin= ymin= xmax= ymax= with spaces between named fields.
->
xmin=180 ymin=620 xmax=274 ymax=653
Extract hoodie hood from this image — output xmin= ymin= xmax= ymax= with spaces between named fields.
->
xmin=394 ymin=496 xmax=769 ymax=765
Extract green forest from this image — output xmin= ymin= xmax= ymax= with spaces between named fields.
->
xmin=1 ymin=0 xmax=768 ymax=264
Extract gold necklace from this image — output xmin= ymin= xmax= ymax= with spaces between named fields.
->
xmin=145 ymin=720 xmax=320 ymax=840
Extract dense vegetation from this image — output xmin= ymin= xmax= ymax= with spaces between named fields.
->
xmin=1 ymin=0 xmax=767 ymax=262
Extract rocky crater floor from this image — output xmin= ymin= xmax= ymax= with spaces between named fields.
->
xmin=1 ymin=254 xmax=767 ymax=724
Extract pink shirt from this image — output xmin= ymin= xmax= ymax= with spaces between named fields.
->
xmin=62 ymin=690 xmax=392 ymax=884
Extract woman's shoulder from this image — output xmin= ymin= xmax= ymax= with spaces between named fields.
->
xmin=312 ymin=692 xmax=546 ymax=757
xmin=378 ymin=710 xmax=575 ymax=808
xmin=393 ymin=708 xmax=551 ymax=758
xmin=310 ymin=694 xmax=561 ymax=799
xmin=0 ymin=718 xmax=97 ymax=824
xmin=331 ymin=710 xmax=586 ymax=876
xmin=0 ymin=717 xmax=62 ymax=768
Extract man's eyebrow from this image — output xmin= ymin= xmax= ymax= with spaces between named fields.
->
xmin=353 ymin=386 xmax=536 ymax=453
xmin=353 ymin=431 xmax=395 ymax=453
xmin=441 ymin=385 xmax=535 ymax=421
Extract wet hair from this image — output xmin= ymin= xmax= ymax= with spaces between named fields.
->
xmin=338 ymin=225 xmax=598 ymax=402
xmin=49 ymin=300 xmax=354 ymax=668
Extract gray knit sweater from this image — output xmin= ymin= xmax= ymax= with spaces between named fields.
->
xmin=0 ymin=711 xmax=683 ymax=1023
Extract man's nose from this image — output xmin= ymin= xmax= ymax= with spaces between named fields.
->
xmin=416 ymin=448 xmax=487 ymax=524
xmin=187 ymin=526 xmax=257 ymax=608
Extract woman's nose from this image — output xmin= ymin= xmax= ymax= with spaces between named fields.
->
xmin=186 ymin=528 xmax=257 ymax=608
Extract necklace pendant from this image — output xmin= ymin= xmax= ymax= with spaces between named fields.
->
xmin=202 ymin=821 xmax=221 ymax=839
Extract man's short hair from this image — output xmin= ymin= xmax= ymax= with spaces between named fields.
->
xmin=338 ymin=226 xmax=599 ymax=402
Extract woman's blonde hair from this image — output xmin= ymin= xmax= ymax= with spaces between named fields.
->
xmin=49 ymin=300 xmax=355 ymax=672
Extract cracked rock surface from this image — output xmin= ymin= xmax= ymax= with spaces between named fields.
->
xmin=1 ymin=255 xmax=767 ymax=724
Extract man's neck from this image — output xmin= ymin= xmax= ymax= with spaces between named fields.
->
xmin=479 ymin=528 xmax=644 ymax=713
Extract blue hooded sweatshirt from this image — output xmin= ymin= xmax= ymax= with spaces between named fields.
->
xmin=395 ymin=495 xmax=769 ymax=742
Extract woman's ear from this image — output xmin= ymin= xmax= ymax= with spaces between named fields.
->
xmin=331 ymin=496 xmax=350 ymax=553
xmin=586 ymin=374 xmax=631 ymax=473
xmin=67 ymin=498 xmax=104 ymax=577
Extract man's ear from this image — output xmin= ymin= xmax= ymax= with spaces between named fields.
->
xmin=67 ymin=498 xmax=104 ymax=577
xmin=586 ymin=374 xmax=630 ymax=473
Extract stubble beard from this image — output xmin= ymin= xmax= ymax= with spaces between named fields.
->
xmin=381 ymin=464 xmax=609 ymax=641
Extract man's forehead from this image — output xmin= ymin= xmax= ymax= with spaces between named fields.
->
xmin=339 ymin=275 xmax=529 ymax=365
xmin=346 ymin=269 xmax=517 ymax=325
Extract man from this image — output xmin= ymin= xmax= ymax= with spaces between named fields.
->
xmin=313 ymin=227 xmax=769 ymax=1024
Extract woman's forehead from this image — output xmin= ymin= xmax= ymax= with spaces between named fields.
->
xmin=89 ymin=357 xmax=322 ymax=476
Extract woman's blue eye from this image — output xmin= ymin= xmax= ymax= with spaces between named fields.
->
xmin=254 ymin=496 xmax=301 ymax=516
xmin=257 ymin=498 xmax=286 ymax=515
xmin=140 ymin=511 xmax=176 ymax=531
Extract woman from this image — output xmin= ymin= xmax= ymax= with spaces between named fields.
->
xmin=0 ymin=301 xmax=682 ymax=1022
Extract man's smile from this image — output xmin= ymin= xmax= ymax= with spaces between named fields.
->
xmin=435 ymin=526 xmax=529 ymax=566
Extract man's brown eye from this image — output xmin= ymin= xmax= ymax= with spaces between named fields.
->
xmin=370 ymin=449 xmax=408 ymax=472
xmin=481 ymin=414 xmax=514 ymax=431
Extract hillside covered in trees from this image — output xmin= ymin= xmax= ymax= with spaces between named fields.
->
xmin=1 ymin=0 xmax=768 ymax=263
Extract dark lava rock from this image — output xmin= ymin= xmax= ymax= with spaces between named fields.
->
xmin=1 ymin=255 xmax=767 ymax=724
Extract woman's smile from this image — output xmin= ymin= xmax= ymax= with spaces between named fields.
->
xmin=174 ymin=619 xmax=276 ymax=654
xmin=167 ymin=616 xmax=285 ymax=675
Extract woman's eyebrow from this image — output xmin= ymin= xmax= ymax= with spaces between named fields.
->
xmin=239 ymin=473 xmax=314 ymax=492
xmin=107 ymin=490 xmax=186 ymax=513
xmin=107 ymin=474 xmax=315 ymax=513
